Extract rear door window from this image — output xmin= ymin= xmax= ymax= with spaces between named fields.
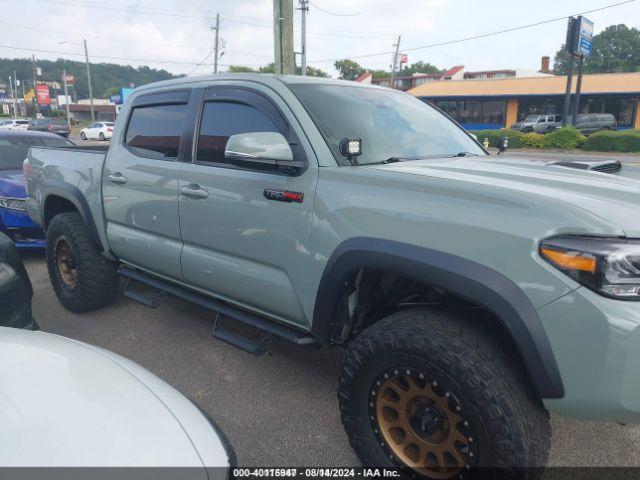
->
xmin=125 ymin=104 xmax=187 ymax=159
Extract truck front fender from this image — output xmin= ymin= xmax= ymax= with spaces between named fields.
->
xmin=312 ymin=237 xmax=564 ymax=399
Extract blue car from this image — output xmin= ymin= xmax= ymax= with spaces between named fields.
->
xmin=0 ymin=130 xmax=74 ymax=249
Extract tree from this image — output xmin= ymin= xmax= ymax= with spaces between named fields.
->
xmin=102 ymin=86 xmax=121 ymax=99
xmin=402 ymin=61 xmax=440 ymax=75
xmin=295 ymin=65 xmax=328 ymax=77
xmin=227 ymin=65 xmax=256 ymax=73
xmin=334 ymin=59 xmax=364 ymax=80
xmin=554 ymin=24 xmax=640 ymax=74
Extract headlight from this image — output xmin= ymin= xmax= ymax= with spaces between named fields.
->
xmin=0 ymin=197 xmax=27 ymax=212
xmin=540 ymin=236 xmax=640 ymax=300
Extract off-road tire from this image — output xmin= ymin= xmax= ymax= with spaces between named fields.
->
xmin=46 ymin=212 xmax=119 ymax=313
xmin=338 ymin=308 xmax=551 ymax=479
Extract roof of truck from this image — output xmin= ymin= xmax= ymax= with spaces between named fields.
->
xmin=132 ymin=73 xmax=390 ymax=94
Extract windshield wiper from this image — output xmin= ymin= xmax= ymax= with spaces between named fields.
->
xmin=452 ymin=152 xmax=481 ymax=157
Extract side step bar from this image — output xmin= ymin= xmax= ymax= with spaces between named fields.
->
xmin=118 ymin=267 xmax=317 ymax=351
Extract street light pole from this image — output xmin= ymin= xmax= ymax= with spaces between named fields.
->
xmin=389 ymin=35 xmax=401 ymax=90
xmin=299 ymin=0 xmax=308 ymax=76
xmin=213 ymin=13 xmax=220 ymax=74
xmin=83 ymin=39 xmax=95 ymax=122
xmin=63 ymin=68 xmax=71 ymax=129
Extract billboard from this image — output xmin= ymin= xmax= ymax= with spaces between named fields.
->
xmin=36 ymin=84 xmax=51 ymax=105
xmin=62 ymin=73 xmax=75 ymax=85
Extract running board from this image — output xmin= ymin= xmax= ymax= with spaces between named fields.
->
xmin=118 ymin=267 xmax=317 ymax=348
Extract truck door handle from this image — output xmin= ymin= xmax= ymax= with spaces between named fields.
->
xmin=180 ymin=184 xmax=209 ymax=199
xmin=107 ymin=173 xmax=127 ymax=185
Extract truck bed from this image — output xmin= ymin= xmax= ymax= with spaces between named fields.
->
xmin=24 ymin=146 xmax=110 ymax=252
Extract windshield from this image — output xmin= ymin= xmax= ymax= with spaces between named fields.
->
xmin=0 ymin=137 xmax=33 ymax=170
xmin=523 ymin=115 xmax=540 ymax=123
xmin=289 ymin=84 xmax=484 ymax=165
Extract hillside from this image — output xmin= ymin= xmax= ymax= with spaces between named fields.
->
xmin=0 ymin=57 xmax=177 ymax=99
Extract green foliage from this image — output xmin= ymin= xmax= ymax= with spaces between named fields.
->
xmin=583 ymin=130 xmax=640 ymax=152
xmin=521 ymin=133 xmax=545 ymax=149
xmin=554 ymin=24 xmax=640 ymax=74
xmin=401 ymin=61 xmax=440 ymax=75
xmin=542 ymin=127 xmax=586 ymax=149
xmin=334 ymin=59 xmax=365 ymax=80
xmin=227 ymin=65 xmax=256 ymax=73
xmin=469 ymin=129 xmax=525 ymax=148
xmin=0 ymin=57 xmax=175 ymax=100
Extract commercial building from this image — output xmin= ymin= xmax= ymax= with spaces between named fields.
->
xmin=408 ymin=71 xmax=640 ymax=130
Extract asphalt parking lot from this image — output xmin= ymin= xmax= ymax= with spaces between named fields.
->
xmin=23 ymin=253 xmax=640 ymax=468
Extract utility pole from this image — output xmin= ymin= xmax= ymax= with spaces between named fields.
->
xmin=562 ymin=16 xmax=576 ymax=127
xmin=8 ymin=75 xmax=17 ymax=118
xmin=13 ymin=71 xmax=18 ymax=117
xmin=213 ymin=13 xmax=220 ymax=74
xmin=298 ymin=0 xmax=309 ymax=75
xmin=571 ymin=55 xmax=585 ymax=125
xmin=273 ymin=0 xmax=294 ymax=75
xmin=62 ymin=69 xmax=71 ymax=129
xmin=83 ymin=39 xmax=95 ymax=122
xmin=389 ymin=35 xmax=401 ymax=90
xmin=32 ymin=54 xmax=39 ymax=117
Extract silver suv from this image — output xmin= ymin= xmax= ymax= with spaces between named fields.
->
xmin=511 ymin=114 xmax=562 ymax=133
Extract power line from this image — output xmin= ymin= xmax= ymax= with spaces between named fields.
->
xmin=188 ymin=50 xmax=215 ymax=76
xmin=308 ymin=0 xmax=637 ymax=63
xmin=26 ymin=0 xmax=394 ymax=40
xmin=0 ymin=42 xmax=266 ymax=68
xmin=308 ymin=1 xmax=361 ymax=16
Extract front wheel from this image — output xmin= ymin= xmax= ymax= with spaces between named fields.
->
xmin=46 ymin=212 xmax=119 ymax=313
xmin=338 ymin=308 xmax=551 ymax=479
xmin=80 ymin=131 xmax=86 ymax=140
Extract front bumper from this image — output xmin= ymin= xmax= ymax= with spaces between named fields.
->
xmin=540 ymin=287 xmax=640 ymax=423
xmin=0 ymin=207 xmax=45 ymax=249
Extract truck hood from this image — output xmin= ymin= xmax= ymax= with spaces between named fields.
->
xmin=0 ymin=170 xmax=26 ymax=198
xmin=368 ymin=156 xmax=640 ymax=237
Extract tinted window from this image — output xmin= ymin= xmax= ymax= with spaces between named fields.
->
xmin=197 ymin=102 xmax=279 ymax=164
xmin=39 ymin=136 xmax=74 ymax=147
xmin=125 ymin=104 xmax=186 ymax=158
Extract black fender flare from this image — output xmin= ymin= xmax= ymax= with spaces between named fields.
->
xmin=312 ymin=237 xmax=564 ymax=399
xmin=42 ymin=180 xmax=103 ymax=249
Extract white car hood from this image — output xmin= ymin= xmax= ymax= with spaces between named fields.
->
xmin=0 ymin=328 xmax=229 ymax=472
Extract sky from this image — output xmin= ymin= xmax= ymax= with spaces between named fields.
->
xmin=1 ymin=0 xmax=639 ymax=78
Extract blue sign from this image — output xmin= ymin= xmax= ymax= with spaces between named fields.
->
xmin=578 ymin=37 xmax=592 ymax=57
xmin=121 ymin=87 xmax=134 ymax=103
xmin=110 ymin=94 xmax=122 ymax=104
xmin=577 ymin=16 xmax=594 ymax=58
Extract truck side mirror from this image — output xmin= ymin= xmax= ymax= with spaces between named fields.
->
xmin=225 ymin=132 xmax=293 ymax=166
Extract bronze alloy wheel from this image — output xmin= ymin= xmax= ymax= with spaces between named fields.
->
xmin=370 ymin=367 xmax=477 ymax=479
xmin=55 ymin=238 xmax=78 ymax=290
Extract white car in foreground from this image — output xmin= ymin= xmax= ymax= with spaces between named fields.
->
xmin=0 ymin=327 xmax=234 ymax=478
xmin=80 ymin=122 xmax=115 ymax=141
xmin=0 ymin=119 xmax=29 ymax=130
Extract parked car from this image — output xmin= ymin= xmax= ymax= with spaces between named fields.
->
xmin=28 ymin=117 xmax=70 ymax=137
xmin=571 ymin=113 xmax=618 ymax=134
xmin=0 ymin=130 xmax=73 ymax=248
xmin=0 ymin=326 xmax=234 ymax=476
xmin=80 ymin=121 xmax=115 ymax=141
xmin=511 ymin=114 xmax=562 ymax=133
xmin=0 ymin=119 xmax=30 ymax=130
xmin=24 ymin=74 xmax=640 ymax=477
xmin=0 ymin=231 xmax=37 ymax=329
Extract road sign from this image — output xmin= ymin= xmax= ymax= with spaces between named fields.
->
xmin=576 ymin=16 xmax=593 ymax=57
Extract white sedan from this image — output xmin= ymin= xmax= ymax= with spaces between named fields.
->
xmin=0 ymin=327 xmax=234 ymax=478
xmin=0 ymin=119 xmax=29 ymax=130
xmin=80 ymin=121 xmax=114 ymax=141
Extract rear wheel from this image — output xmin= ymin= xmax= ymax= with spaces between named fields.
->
xmin=99 ymin=132 xmax=106 ymax=141
xmin=46 ymin=212 xmax=119 ymax=313
xmin=338 ymin=308 xmax=550 ymax=479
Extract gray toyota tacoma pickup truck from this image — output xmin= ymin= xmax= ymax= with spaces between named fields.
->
xmin=24 ymin=74 xmax=640 ymax=478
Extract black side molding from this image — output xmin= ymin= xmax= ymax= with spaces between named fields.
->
xmin=312 ymin=237 xmax=565 ymax=399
